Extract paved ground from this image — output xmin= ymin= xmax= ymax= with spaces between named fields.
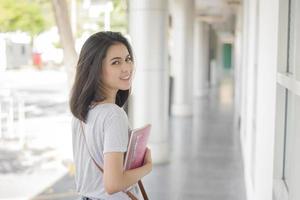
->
xmin=0 ymin=68 xmax=75 ymax=200
xmin=31 ymin=173 xmax=78 ymax=200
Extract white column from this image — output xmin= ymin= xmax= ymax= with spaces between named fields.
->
xmin=238 ymin=1 xmax=260 ymax=198
xmin=171 ymin=0 xmax=194 ymax=116
xmin=210 ymin=60 xmax=218 ymax=86
xmin=193 ymin=21 xmax=209 ymax=97
xmin=233 ymin=6 xmax=243 ymax=136
xmin=128 ymin=0 xmax=169 ymax=163
xmin=253 ymin=0 xmax=279 ymax=199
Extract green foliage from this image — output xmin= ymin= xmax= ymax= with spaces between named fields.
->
xmin=97 ymin=0 xmax=128 ymax=33
xmin=0 ymin=0 xmax=51 ymax=36
xmin=110 ymin=0 xmax=127 ymax=33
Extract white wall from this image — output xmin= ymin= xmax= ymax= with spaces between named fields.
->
xmin=237 ymin=0 xmax=280 ymax=199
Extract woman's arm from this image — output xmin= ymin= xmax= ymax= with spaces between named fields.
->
xmin=103 ymin=148 xmax=152 ymax=194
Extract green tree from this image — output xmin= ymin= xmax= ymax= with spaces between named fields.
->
xmin=110 ymin=0 xmax=128 ymax=33
xmin=97 ymin=0 xmax=128 ymax=33
xmin=0 ymin=0 xmax=50 ymax=37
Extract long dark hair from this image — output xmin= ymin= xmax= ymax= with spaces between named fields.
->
xmin=70 ymin=31 xmax=134 ymax=122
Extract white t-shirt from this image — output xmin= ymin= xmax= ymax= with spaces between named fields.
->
xmin=72 ymin=103 xmax=141 ymax=200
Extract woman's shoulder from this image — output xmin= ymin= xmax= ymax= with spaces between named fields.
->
xmin=92 ymin=103 xmax=127 ymax=119
xmin=91 ymin=103 xmax=129 ymax=130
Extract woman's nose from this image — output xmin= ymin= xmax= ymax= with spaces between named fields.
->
xmin=122 ymin=62 xmax=132 ymax=72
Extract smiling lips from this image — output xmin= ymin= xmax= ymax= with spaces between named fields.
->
xmin=120 ymin=75 xmax=131 ymax=80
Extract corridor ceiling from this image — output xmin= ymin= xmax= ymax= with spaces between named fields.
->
xmin=195 ymin=0 xmax=240 ymax=42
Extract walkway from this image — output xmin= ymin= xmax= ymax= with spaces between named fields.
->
xmin=143 ymin=79 xmax=246 ymax=200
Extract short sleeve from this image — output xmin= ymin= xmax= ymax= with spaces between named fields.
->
xmin=103 ymin=113 xmax=129 ymax=154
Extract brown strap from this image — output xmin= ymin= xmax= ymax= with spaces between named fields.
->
xmin=138 ymin=180 xmax=149 ymax=200
xmin=126 ymin=191 xmax=139 ymax=200
xmin=80 ymin=122 xmax=104 ymax=172
xmin=79 ymin=121 xmax=147 ymax=200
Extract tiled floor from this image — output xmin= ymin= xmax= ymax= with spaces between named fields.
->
xmin=143 ymin=82 xmax=246 ymax=200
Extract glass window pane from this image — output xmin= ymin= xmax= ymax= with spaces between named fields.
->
xmin=283 ymin=90 xmax=295 ymax=189
xmin=287 ymin=0 xmax=296 ymax=74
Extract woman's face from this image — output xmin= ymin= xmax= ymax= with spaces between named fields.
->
xmin=101 ymin=43 xmax=134 ymax=95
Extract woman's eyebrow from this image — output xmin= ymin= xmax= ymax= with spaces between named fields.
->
xmin=110 ymin=55 xmax=131 ymax=61
xmin=110 ymin=57 xmax=122 ymax=61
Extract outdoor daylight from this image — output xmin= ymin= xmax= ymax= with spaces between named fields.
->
xmin=0 ymin=0 xmax=128 ymax=199
xmin=1 ymin=0 xmax=300 ymax=200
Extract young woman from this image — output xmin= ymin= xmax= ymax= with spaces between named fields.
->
xmin=70 ymin=31 xmax=152 ymax=200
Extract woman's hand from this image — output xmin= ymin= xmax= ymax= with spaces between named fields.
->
xmin=143 ymin=147 xmax=152 ymax=173
xmin=104 ymin=148 xmax=153 ymax=194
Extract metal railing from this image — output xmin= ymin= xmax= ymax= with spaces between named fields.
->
xmin=0 ymin=88 xmax=25 ymax=146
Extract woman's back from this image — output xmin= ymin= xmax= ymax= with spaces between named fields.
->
xmin=72 ymin=103 xmax=140 ymax=200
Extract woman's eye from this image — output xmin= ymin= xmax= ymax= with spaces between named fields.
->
xmin=112 ymin=61 xmax=120 ymax=65
xmin=126 ymin=57 xmax=133 ymax=63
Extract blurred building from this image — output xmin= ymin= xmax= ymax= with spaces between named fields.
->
xmin=0 ymin=33 xmax=31 ymax=70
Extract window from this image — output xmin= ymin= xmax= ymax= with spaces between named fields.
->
xmin=273 ymin=0 xmax=300 ymax=199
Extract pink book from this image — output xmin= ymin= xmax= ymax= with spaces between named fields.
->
xmin=124 ymin=124 xmax=151 ymax=170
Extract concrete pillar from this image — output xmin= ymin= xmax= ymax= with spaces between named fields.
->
xmin=209 ymin=29 xmax=218 ymax=87
xmin=215 ymin=37 xmax=223 ymax=87
xmin=253 ymin=0 xmax=279 ymax=199
xmin=128 ymin=0 xmax=169 ymax=163
xmin=171 ymin=0 xmax=195 ymax=116
xmin=193 ymin=21 xmax=210 ymax=97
